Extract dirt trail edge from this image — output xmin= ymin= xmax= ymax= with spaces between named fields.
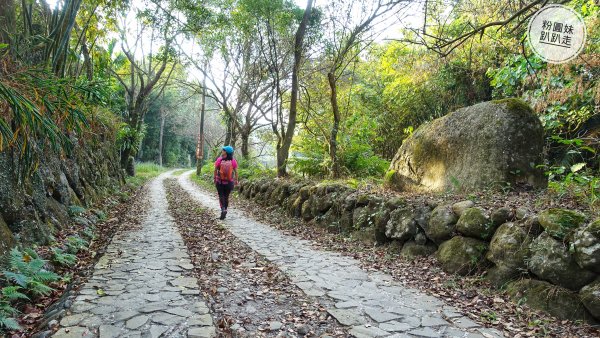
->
xmin=177 ymin=171 xmax=505 ymax=338
xmin=52 ymin=172 xmax=215 ymax=338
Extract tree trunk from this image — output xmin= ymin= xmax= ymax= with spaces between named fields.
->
xmin=224 ymin=113 xmax=238 ymax=148
xmin=0 ymin=0 xmax=15 ymax=44
xmin=158 ymin=110 xmax=165 ymax=167
xmin=120 ymin=148 xmax=132 ymax=169
xmin=196 ymin=73 xmax=206 ymax=176
xmin=53 ymin=0 xmax=83 ymax=77
xmin=276 ymin=0 xmax=314 ymax=177
xmin=81 ymin=41 xmax=93 ymax=81
xmin=241 ymin=128 xmax=250 ymax=160
xmin=327 ymin=72 xmax=341 ymax=178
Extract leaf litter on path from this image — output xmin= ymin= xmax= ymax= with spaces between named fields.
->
xmin=165 ymin=179 xmax=347 ymax=338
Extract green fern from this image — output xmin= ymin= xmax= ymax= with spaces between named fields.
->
xmin=68 ymin=205 xmax=86 ymax=216
xmin=3 ymin=248 xmax=60 ymax=297
xmin=0 ymin=287 xmax=24 ymax=332
xmin=51 ymin=248 xmax=77 ymax=267
xmin=65 ymin=236 xmax=89 ymax=254
xmin=81 ymin=227 xmax=96 ymax=241
xmin=0 ymin=316 xmax=21 ymax=331
xmin=1 ymin=287 xmax=29 ymax=302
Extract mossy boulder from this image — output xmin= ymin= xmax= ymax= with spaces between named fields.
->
xmin=538 ymin=208 xmax=586 ymax=240
xmin=573 ymin=220 xmax=600 ymax=273
xmin=385 ymin=208 xmax=417 ymax=242
xmin=580 ymin=279 xmax=600 ymax=320
xmin=423 ymin=205 xmax=458 ymax=244
xmin=372 ymin=206 xmax=392 ymax=244
xmin=436 ymin=236 xmax=488 ymax=275
xmin=486 ymin=265 xmax=523 ymax=288
xmin=506 ymin=279 xmax=594 ymax=322
xmin=339 ymin=210 xmax=354 ymax=232
xmin=528 ymin=232 xmax=597 ymax=291
xmin=301 ymin=198 xmax=314 ymax=221
xmin=400 ymin=241 xmax=437 ymax=259
xmin=451 ymin=200 xmax=474 ymax=217
xmin=290 ymin=196 xmax=304 ymax=218
xmin=352 ymin=207 xmax=371 ymax=229
xmin=456 ymin=207 xmax=496 ymax=240
xmin=486 ymin=222 xmax=532 ymax=269
xmin=491 ymin=207 xmax=513 ymax=227
xmin=387 ymin=99 xmax=546 ymax=192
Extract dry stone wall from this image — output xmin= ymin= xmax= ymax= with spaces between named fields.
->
xmin=0 ymin=137 xmax=124 ymax=255
xmin=238 ymin=179 xmax=600 ymax=323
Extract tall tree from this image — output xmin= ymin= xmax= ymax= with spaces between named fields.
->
xmin=0 ymin=0 xmax=15 ymax=45
xmin=110 ymin=9 xmax=177 ymax=173
xmin=323 ymin=0 xmax=408 ymax=177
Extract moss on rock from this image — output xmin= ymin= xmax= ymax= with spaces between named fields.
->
xmin=538 ymin=208 xmax=586 ymax=240
xmin=436 ymin=236 xmax=488 ymax=275
xmin=573 ymin=220 xmax=600 ymax=273
xmin=506 ymin=279 xmax=594 ymax=322
xmin=385 ymin=208 xmax=417 ymax=242
xmin=580 ymin=279 xmax=600 ymax=320
xmin=456 ymin=207 xmax=496 ymax=240
xmin=528 ymin=232 xmax=597 ymax=291
xmin=486 ymin=222 xmax=532 ymax=269
xmin=400 ymin=241 xmax=437 ymax=259
xmin=387 ymin=100 xmax=546 ymax=192
xmin=423 ymin=205 xmax=458 ymax=244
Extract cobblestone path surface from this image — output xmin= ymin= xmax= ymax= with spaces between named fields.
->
xmin=53 ymin=173 xmax=215 ymax=338
xmin=179 ymin=172 xmax=505 ymax=338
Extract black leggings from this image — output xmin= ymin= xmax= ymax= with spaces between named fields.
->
xmin=216 ymin=182 xmax=234 ymax=210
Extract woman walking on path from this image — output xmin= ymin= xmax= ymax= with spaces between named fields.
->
xmin=214 ymin=146 xmax=238 ymax=220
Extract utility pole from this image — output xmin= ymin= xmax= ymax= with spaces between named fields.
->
xmin=196 ymin=61 xmax=207 ymax=176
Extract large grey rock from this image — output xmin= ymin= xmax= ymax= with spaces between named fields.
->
xmin=456 ymin=207 xmax=496 ymax=240
xmin=491 ymin=207 xmax=513 ymax=226
xmin=486 ymin=222 xmax=532 ymax=268
xmin=436 ymin=236 xmax=488 ymax=275
xmin=580 ymin=279 xmax=600 ymax=320
xmin=528 ymin=232 xmax=597 ymax=290
xmin=385 ymin=208 xmax=417 ymax=242
xmin=423 ymin=205 xmax=457 ymax=244
xmin=400 ymin=241 xmax=437 ymax=259
xmin=538 ymin=208 xmax=586 ymax=240
xmin=573 ymin=220 xmax=600 ymax=273
xmin=386 ymin=99 xmax=546 ymax=192
xmin=451 ymin=201 xmax=474 ymax=217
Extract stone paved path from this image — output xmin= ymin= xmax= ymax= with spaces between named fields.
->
xmin=53 ymin=173 xmax=215 ymax=338
xmin=178 ymin=171 xmax=505 ymax=338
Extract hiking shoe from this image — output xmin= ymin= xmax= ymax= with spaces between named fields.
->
xmin=219 ymin=211 xmax=226 ymax=220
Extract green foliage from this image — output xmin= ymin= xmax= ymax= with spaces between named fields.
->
xmin=3 ymin=248 xmax=60 ymax=297
xmin=65 ymin=236 xmax=89 ymax=254
xmin=237 ymin=160 xmax=276 ymax=180
xmin=0 ymin=63 xmax=97 ymax=177
xmin=487 ymin=55 xmax=544 ymax=98
xmin=0 ymin=285 xmax=29 ymax=331
xmin=81 ymin=226 xmax=96 ymax=241
xmin=68 ymin=205 xmax=86 ymax=217
xmin=116 ymin=123 xmax=146 ymax=156
xmin=51 ymin=248 xmax=78 ymax=267
xmin=541 ymin=136 xmax=600 ymax=208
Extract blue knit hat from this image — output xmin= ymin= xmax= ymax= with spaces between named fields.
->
xmin=223 ymin=146 xmax=234 ymax=154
